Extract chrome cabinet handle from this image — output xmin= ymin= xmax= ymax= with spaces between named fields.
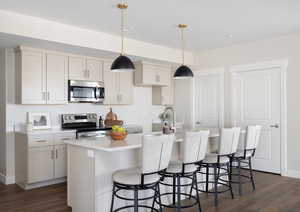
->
xmin=51 ymin=150 xmax=54 ymax=159
xmin=36 ymin=140 xmax=47 ymax=143
xmin=56 ymin=149 xmax=58 ymax=159
xmin=61 ymin=138 xmax=71 ymax=141
xmin=270 ymin=124 xmax=279 ymax=128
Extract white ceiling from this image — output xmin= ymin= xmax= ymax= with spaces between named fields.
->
xmin=0 ymin=0 xmax=300 ymax=51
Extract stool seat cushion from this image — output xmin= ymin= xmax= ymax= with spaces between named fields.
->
xmin=113 ymin=167 xmax=160 ymax=185
xmin=203 ymin=153 xmax=230 ymax=164
xmin=166 ymin=160 xmax=197 ymax=174
xmin=234 ymin=150 xmax=252 ymax=158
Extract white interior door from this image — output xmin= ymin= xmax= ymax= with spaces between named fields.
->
xmin=194 ymin=71 xmax=224 ymax=128
xmin=232 ymin=67 xmax=281 ymax=174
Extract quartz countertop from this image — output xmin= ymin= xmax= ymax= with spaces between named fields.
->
xmin=64 ymin=130 xmax=220 ymax=152
xmin=16 ymin=128 xmax=76 ymax=135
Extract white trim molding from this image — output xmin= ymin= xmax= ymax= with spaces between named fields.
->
xmin=284 ymin=170 xmax=300 ymax=179
xmin=229 ymin=59 xmax=288 ymax=176
xmin=0 ymin=172 xmax=15 ymax=185
xmin=193 ymin=68 xmax=225 ymax=128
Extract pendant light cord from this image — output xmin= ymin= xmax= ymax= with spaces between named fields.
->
xmin=121 ymin=8 xmax=124 ymax=55
xmin=181 ymin=27 xmax=185 ymax=65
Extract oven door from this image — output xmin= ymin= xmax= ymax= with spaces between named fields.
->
xmin=68 ymin=80 xmax=105 ymax=103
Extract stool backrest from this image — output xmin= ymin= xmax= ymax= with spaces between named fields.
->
xmin=182 ymin=130 xmax=209 ymax=164
xmin=245 ymin=125 xmax=262 ymax=150
xmin=218 ymin=127 xmax=241 ymax=155
xmin=142 ymin=133 xmax=175 ymax=174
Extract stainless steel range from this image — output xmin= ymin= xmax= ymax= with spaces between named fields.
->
xmin=61 ymin=113 xmax=111 ymax=139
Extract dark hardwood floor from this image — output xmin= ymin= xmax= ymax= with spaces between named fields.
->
xmin=1 ymin=171 xmax=300 ymax=212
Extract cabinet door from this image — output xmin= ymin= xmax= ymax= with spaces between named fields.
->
xmin=86 ymin=58 xmax=103 ymax=82
xmin=20 ymin=50 xmax=46 ymax=104
xmin=28 ymin=146 xmax=54 ymax=184
xmin=54 ymin=145 xmax=67 ymax=179
xmin=69 ymin=56 xmax=86 ymax=80
xmin=157 ymin=68 xmax=170 ymax=86
xmin=103 ymin=62 xmax=119 ymax=104
xmin=142 ymin=64 xmax=156 ymax=85
xmin=118 ymin=72 xmax=133 ymax=105
xmin=46 ymin=53 xmax=68 ymax=104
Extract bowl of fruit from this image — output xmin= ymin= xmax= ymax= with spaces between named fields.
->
xmin=110 ymin=125 xmax=128 ymax=140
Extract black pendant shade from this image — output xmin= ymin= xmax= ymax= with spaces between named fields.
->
xmin=173 ymin=65 xmax=194 ymax=79
xmin=111 ymin=55 xmax=135 ymax=72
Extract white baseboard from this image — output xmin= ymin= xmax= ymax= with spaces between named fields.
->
xmin=0 ymin=173 xmax=15 ymax=185
xmin=284 ymin=169 xmax=300 ymax=179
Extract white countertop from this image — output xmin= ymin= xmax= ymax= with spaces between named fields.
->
xmin=64 ymin=130 xmax=220 ymax=152
xmin=16 ymin=128 xmax=76 ymax=135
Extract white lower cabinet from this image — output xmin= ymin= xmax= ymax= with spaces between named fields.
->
xmin=54 ymin=144 xmax=67 ymax=179
xmin=28 ymin=146 xmax=54 ymax=184
xmin=15 ymin=131 xmax=75 ymax=189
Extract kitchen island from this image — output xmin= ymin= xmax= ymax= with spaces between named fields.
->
xmin=65 ymin=131 xmax=219 ymax=212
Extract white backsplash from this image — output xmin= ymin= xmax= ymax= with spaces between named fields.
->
xmin=6 ymin=87 xmax=165 ymax=133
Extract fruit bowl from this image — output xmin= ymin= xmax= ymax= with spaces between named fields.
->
xmin=110 ymin=131 xmax=128 ymax=140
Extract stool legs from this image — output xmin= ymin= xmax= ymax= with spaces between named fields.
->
xmin=228 ymin=160 xmax=234 ymax=199
xmin=172 ymin=176 xmax=176 ymax=205
xmin=110 ymin=184 xmax=116 ymax=212
xmin=213 ymin=166 xmax=218 ymax=206
xmin=238 ymin=159 xmax=242 ymax=196
xmin=193 ymin=173 xmax=202 ymax=212
xmin=134 ymin=188 xmax=138 ymax=212
xmin=176 ymin=175 xmax=181 ymax=211
xmin=205 ymin=165 xmax=209 ymax=193
xmin=249 ymin=158 xmax=256 ymax=191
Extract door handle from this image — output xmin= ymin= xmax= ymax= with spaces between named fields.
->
xmin=270 ymin=124 xmax=279 ymax=128
xmin=56 ymin=149 xmax=58 ymax=159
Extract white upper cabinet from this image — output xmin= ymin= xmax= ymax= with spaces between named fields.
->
xmin=68 ymin=56 xmax=86 ymax=80
xmin=16 ymin=47 xmax=68 ymax=105
xmin=152 ymin=70 xmax=174 ymax=105
xmin=103 ymin=61 xmax=133 ymax=105
xmin=16 ymin=49 xmax=46 ymax=104
xmin=46 ymin=53 xmax=68 ymax=104
xmin=69 ymin=56 xmax=103 ymax=82
xmin=134 ymin=61 xmax=170 ymax=86
xmin=86 ymin=58 xmax=103 ymax=81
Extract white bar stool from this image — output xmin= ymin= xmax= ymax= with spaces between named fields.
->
xmin=231 ymin=125 xmax=262 ymax=195
xmin=196 ymin=127 xmax=241 ymax=206
xmin=110 ymin=133 xmax=175 ymax=212
xmin=159 ymin=130 xmax=209 ymax=211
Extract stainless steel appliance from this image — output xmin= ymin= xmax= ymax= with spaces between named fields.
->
xmin=61 ymin=113 xmax=111 ymax=138
xmin=68 ymin=80 xmax=105 ymax=103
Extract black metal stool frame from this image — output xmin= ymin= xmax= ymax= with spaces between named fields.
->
xmin=230 ymin=148 xmax=256 ymax=196
xmin=110 ymin=170 xmax=166 ymax=212
xmin=195 ymin=154 xmax=234 ymax=206
xmin=158 ymin=162 xmax=202 ymax=211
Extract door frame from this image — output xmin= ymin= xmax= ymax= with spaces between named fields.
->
xmin=193 ymin=68 xmax=225 ymax=128
xmin=230 ymin=59 xmax=288 ymax=175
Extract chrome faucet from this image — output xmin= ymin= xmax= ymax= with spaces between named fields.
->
xmin=160 ymin=106 xmax=175 ymax=129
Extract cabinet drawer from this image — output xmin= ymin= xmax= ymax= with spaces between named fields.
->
xmin=54 ymin=133 xmax=76 ymax=145
xmin=28 ymin=135 xmax=53 ymax=147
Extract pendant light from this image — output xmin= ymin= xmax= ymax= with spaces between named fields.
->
xmin=111 ymin=3 xmax=135 ymax=72
xmin=173 ymin=24 xmax=194 ymax=79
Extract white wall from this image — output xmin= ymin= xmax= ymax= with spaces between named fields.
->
xmin=3 ymin=48 xmax=166 ymax=183
xmin=0 ymin=48 xmax=6 ymax=182
xmin=194 ymin=32 xmax=300 ymax=174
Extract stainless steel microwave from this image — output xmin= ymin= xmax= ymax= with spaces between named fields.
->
xmin=68 ymin=80 xmax=105 ymax=103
